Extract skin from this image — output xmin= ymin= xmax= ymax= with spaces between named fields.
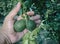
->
xmin=1 ymin=2 xmax=40 ymax=43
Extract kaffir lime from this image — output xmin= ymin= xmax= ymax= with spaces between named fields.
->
xmin=14 ymin=19 xmax=26 ymax=32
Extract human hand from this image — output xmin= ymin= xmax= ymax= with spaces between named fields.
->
xmin=1 ymin=2 xmax=40 ymax=43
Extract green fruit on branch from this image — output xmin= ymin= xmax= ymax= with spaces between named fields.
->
xmin=14 ymin=19 xmax=26 ymax=32
xmin=14 ymin=14 xmax=36 ymax=32
xmin=26 ymin=20 xmax=36 ymax=31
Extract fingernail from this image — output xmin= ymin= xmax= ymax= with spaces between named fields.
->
xmin=16 ymin=2 xmax=21 ymax=7
xmin=27 ymin=11 xmax=34 ymax=15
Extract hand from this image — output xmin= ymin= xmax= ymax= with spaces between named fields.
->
xmin=1 ymin=2 xmax=40 ymax=43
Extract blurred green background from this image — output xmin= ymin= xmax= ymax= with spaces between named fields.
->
xmin=0 ymin=0 xmax=60 ymax=44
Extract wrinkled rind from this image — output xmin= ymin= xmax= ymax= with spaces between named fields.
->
xmin=14 ymin=19 xmax=26 ymax=32
xmin=26 ymin=20 xmax=36 ymax=31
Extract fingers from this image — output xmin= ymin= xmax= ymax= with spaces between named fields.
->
xmin=5 ymin=2 xmax=21 ymax=20
xmin=17 ymin=12 xmax=40 ymax=24
xmin=17 ymin=11 xmax=34 ymax=20
xmin=27 ymin=11 xmax=34 ymax=16
xmin=35 ymin=20 xmax=41 ymax=24
xmin=30 ymin=15 xmax=40 ymax=20
xmin=30 ymin=15 xmax=41 ymax=25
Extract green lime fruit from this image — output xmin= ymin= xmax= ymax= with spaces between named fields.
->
xmin=26 ymin=20 xmax=36 ymax=31
xmin=14 ymin=19 xmax=26 ymax=32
